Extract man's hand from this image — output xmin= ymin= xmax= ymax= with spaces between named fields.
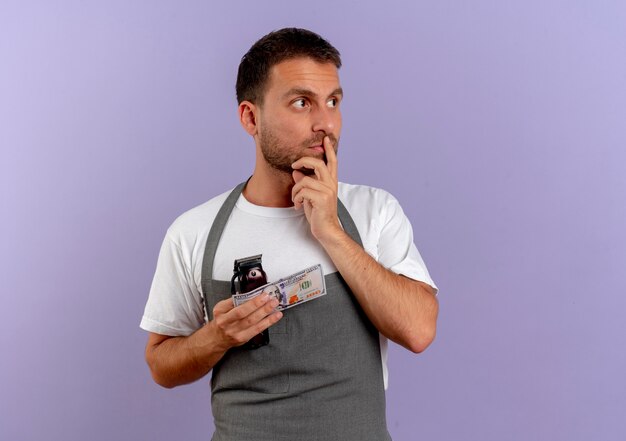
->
xmin=146 ymin=293 xmax=282 ymax=388
xmin=291 ymin=135 xmax=342 ymax=242
xmin=210 ymin=293 xmax=283 ymax=351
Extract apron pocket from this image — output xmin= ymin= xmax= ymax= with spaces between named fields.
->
xmin=212 ymin=331 xmax=290 ymax=394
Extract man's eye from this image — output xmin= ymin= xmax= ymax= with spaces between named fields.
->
xmin=293 ymin=99 xmax=307 ymax=108
xmin=327 ymin=98 xmax=338 ymax=108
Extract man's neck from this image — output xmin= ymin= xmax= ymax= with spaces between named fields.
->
xmin=243 ymin=167 xmax=295 ymax=208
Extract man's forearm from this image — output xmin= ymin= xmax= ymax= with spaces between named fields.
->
xmin=319 ymin=229 xmax=439 ymax=353
xmin=146 ymin=323 xmax=226 ymax=388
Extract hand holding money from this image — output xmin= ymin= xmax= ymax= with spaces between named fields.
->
xmin=211 ymin=293 xmax=282 ymax=350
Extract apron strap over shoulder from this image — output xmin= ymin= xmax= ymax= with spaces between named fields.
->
xmin=337 ymin=198 xmax=363 ymax=247
xmin=200 ymin=181 xmax=246 ymax=321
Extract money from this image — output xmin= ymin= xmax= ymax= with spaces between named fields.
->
xmin=232 ymin=264 xmax=326 ymax=311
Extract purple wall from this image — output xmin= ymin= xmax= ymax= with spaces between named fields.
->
xmin=2 ymin=1 xmax=625 ymax=440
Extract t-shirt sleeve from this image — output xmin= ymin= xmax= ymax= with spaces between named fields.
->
xmin=377 ymin=194 xmax=438 ymax=294
xmin=140 ymin=234 xmax=206 ymax=336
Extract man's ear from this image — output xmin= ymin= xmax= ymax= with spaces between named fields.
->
xmin=238 ymin=101 xmax=259 ymax=136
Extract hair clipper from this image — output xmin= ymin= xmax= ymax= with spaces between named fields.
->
xmin=231 ymin=254 xmax=270 ymax=349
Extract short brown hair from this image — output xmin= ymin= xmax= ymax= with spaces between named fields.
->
xmin=236 ymin=28 xmax=341 ymax=105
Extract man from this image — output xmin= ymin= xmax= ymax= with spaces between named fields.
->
xmin=141 ymin=28 xmax=438 ymax=440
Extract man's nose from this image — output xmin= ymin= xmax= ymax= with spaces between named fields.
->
xmin=311 ymin=106 xmax=337 ymax=134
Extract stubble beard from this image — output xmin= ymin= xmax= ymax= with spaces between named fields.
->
xmin=258 ymin=126 xmax=339 ymax=176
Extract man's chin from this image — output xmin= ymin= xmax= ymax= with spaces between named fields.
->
xmin=293 ymin=151 xmax=326 ymax=175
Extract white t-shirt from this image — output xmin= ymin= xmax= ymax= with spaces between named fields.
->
xmin=140 ymin=182 xmax=437 ymax=388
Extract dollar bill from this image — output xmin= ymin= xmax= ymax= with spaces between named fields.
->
xmin=232 ymin=264 xmax=326 ymax=311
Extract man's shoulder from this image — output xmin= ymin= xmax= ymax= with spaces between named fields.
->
xmin=338 ymin=182 xmax=398 ymax=211
xmin=165 ymin=187 xmax=235 ymax=243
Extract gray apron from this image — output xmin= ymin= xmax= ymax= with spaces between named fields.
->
xmin=201 ymin=182 xmax=391 ymax=441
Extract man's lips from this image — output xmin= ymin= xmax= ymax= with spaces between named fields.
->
xmin=308 ymin=145 xmax=324 ymax=153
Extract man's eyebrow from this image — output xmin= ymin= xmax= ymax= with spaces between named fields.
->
xmin=330 ymin=87 xmax=344 ymax=98
xmin=282 ymin=87 xmax=344 ymax=100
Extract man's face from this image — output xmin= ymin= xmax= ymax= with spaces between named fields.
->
xmin=255 ymin=57 xmax=343 ymax=174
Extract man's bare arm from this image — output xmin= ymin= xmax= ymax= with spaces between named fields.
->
xmin=292 ymin=136 xmax=438 ymax=353
xmin=145 ymin=293 xmax=282 ymax=388
xmin=315 ymin=230 xmax=438 ymax=353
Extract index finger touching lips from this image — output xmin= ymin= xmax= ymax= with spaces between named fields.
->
xmin=323 ymin=136 xmax=338 ymax=179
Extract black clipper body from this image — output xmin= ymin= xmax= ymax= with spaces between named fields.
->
xmin=231 ymin=254 xmax=270 ymax=349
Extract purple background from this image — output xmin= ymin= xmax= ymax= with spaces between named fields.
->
xmin=2 ymin=1 xmax=625 ymax=440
